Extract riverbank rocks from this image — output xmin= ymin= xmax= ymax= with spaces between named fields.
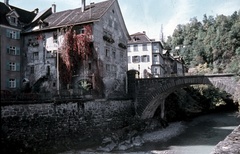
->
xmin=98 ymin=135 xmax=144 ymax=152
xmin=212 ymin=125 xmax=240 ymax=154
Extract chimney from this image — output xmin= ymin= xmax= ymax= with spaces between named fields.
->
xmin=34 ymin=8 xmax=39 ymax=14
xmin=4 ymin=0 xmax=9 ymax=5
xmin=81 ymin=0 xmax=86 ymax=12
xmin=52 ymin=4 xmax=56 ymax=13
xmin=143 ymin=31 xmax=146 ymax=34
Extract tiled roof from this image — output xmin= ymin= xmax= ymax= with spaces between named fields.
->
xmin=128 ymin=32 xmax=151 ymax=44
xmin=42 ymin=0 xmax=114 ymax=30
xmin=0 ymin=2 xmax=36 ymax=27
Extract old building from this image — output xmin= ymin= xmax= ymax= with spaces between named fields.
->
xmin=0 ymin=0 xmax=37 ymax=92
xmin=173 ymin=55 xmax=185 ymax=76
xmin=163 ymin=49 xmax=185 ymax=76
xmin=22 ymin=0 xmax=130 ymax=99
xmin=127 ymin=32 xmax=164 ymax=78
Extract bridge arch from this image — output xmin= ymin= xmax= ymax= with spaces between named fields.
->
xmin=134 ymin=74 xmax=240 ymax=119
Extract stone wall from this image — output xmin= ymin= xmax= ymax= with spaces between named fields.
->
xmin=1 ymin=100 xmax=134 ymax=153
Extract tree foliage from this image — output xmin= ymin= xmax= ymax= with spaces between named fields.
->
xmin=166 ymin=10 xmax=240 ymax=74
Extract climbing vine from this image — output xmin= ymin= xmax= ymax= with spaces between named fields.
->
xmin=58 ymin=24 xmax=104 ymax=97
xmin=58 ymin=25 xmax=92 ymax=85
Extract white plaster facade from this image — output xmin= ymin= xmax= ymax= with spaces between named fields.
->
xmin=127 ymin=32 xmax=164 ymax=78
xmin=22 ymin=0 xmax=129 ymax=98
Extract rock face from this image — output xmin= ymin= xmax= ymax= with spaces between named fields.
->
xmin=212 ymin=125 xmax=240 ymax=154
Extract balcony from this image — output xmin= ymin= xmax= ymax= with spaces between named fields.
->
xmin=103 ymin=35 xmax=114 ymax=44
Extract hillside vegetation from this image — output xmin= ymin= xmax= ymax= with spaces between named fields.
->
xmin=164 ymin=11 xmax=240 ymax=114
xmin=165 ymin=10 xmax=240 ymax=75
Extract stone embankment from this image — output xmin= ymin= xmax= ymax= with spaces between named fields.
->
xmin=212 ymin=125 xmax=240 ymax=154
xmin=1 ymin=100 xmax=135 ymax=154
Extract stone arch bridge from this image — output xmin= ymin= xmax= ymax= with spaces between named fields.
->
xmin=132 ymin=74 xmax=240 ymax=119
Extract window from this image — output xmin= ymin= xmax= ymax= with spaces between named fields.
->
xmin=46 ymin=50 xmax=56 ymax=58
xmin=134 ymin=45 xmax=138 ymax=51
xmin=7 ymin=46 xmax=20 ymax=55
xmin=30 ymin=66 xmax=34 ymax=74
xmin=6 ymin=29 xmax=20 ymax=39
xmin=7 ymin=62 xmax=19 ymax=71
xmin=105 ymin=48 xmax=110 ymax=57
xmin=153 ymin=45 xmax=159 ymax=52
xmin=108 ymin=19 xmax=113 ymax=27
xmin=88 ymin=62 xmax=92 ymax=70
xmin=142 ymin=44 xmax=148 ymax=51
xmin=53 ymin=32 xmax=58 ymax=43
xmin=141 ymin=55 xmax=150 ymax=62
xmin=9 ymin=62 xmax=16 ymax=71
xmin=33 ymin=52 xmax=39 ymax=60
xmin=47 ymin=66 xmax=50 ymax=75
xmin=114 ymin=21 xmax=118 ymax=30
xmin=46 ymin=51 xmax=52 ymax=58
xmin=112 ymin=65 xmax=117 ymax=72
xmin=153 ymin=44 xmax=158 ymax=50
xmin=132 ymin=56 xmax=140 ymax=63
xmin=9 ymin=46 xmax=16 ymax=55
xmin=10 ymin=31 xmax=16 ymax=39
xmin=9 ymin=79 xmax=16 ymax=88
xmin=153 ymin=55 xmax=159 ymax=63
xmin=128 ymin=56 xmax=131 ymax=63
xmin=106 ymin=64 xmax=110 ymax=72
xmin=120 ymin=51 xmax=124 ymax=61
xmin=10 ymin=16 xmax=17 ymax=25
xmin=112 ymin=48 xmax=116 ymax=59
xmin=79 ymin=27 xmax=85 ymax=34
xmin=127 ymin=45 xmax=131 ymax=52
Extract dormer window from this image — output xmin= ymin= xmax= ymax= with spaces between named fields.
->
xmin=10 ymin=16 xmax=16 ymax=24
xmin=7 ymin=16 xmax=18 ymax=26
xmin=38 ymin=20 xmax=48 ymax=29
xmin=6 ymin=10 xmax=19 ymax=26
xmin=133 ymin=36 xmax=140 ymax=42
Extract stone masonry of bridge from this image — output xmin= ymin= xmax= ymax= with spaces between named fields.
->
xmin=134 ymin=74 xmax=240 ymax=119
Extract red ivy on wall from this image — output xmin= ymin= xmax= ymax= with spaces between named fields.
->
xmin=59 ymin=24 xmax=92 ymax=85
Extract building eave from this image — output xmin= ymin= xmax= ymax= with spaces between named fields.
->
xmin=23 ymin=19 xmax=99 ymax=34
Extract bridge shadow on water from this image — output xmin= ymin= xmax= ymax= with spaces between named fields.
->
xmin=125 ymin=111 xmax=239 ymax=153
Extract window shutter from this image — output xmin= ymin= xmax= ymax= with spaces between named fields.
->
xmin=6 ymin=62 xmax=10 ymax=71
xmin=16 ymin=63 xmax=20 ymax=71
xmin=16 ymin=31 xmax=20 ymax=39
xmin=16 ymin=47 xmax=20 ymax=55
xmin=16 ymin=79 xmax=20 ymax=88
xmin=6 ymin=29 xmax=10 ymax=38
xmin=6 ymin=78 xmax=9 ymax=88
xmin=6 ymin=46 xmax=10 ymax=54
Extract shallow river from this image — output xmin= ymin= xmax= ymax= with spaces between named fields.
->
xmin=125 ymin=111 xmax=240 ymax=154
xmin=61 ymin=111 xmax=240 ymax=154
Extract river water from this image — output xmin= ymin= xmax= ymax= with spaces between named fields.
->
xmin=125 ymin=111 xmax=239 ymax=154
xmin=60 ymin=111 xmax=239 ymax=154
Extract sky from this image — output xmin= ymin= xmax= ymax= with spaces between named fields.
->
xmin=2 ymin=0 xmax=240 ymax=41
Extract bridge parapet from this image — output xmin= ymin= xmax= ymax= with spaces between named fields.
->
xmin=133 ymin=74 xmax=239 ymax=119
